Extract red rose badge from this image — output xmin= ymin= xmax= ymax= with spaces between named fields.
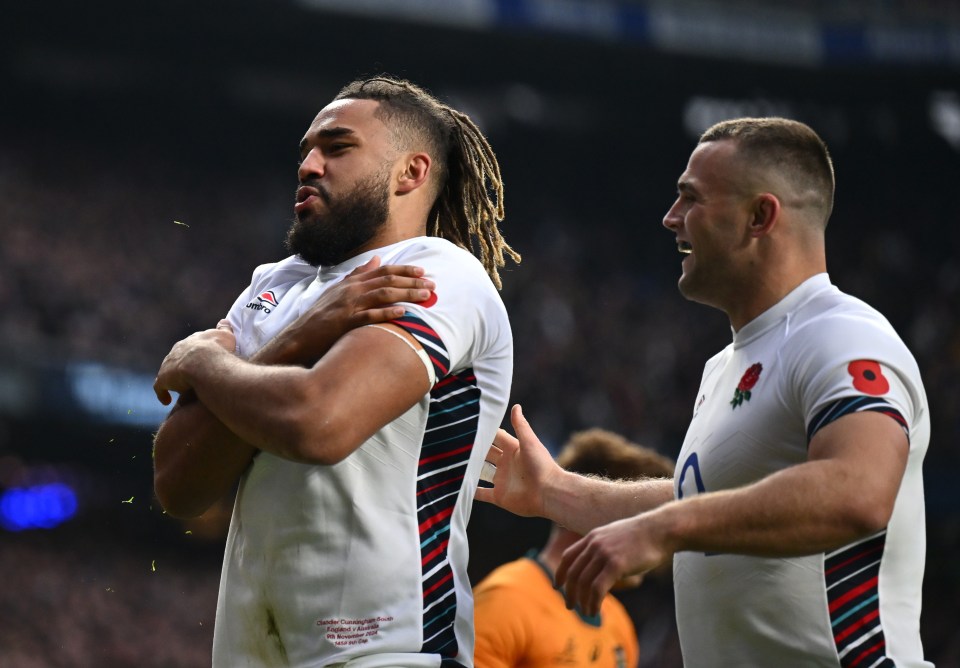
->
xmin=730 ymin=363 xmax=763 ymax=409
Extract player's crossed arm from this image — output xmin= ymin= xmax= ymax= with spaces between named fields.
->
xmin=153 ymin=257 xmax=434 ymax=518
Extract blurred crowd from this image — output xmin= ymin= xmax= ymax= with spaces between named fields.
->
xmin=0 ymin=527 xmax=220 ymax=668
xmin=1 ymin=111 xmax=959 ymax=665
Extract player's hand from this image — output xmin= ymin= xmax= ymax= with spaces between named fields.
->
xmin=281 ymin=256 xmax=435 ymax=365
xmin=153 ymin=324 xmax=236 ymax=406
xmin=474 ymin=404 xmax=563 ymax=518
xmin=555 ymin=513 xmax=672 ymax=617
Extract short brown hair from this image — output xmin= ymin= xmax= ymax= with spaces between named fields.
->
xmin=701 ymin=117 xmax=835 ymax=225
xmin=557 ymin=428 xmax=674 ymax=481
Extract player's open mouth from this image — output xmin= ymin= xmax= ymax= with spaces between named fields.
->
xmin=295 ymin=185 xmax=325 ymax=214
xmin=678 ymin=241 xmax=693 ymax=255
xmin=296 ymin=186 xmax=320 ymax=204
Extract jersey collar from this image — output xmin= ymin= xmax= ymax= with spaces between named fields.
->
xmin=733 ymin=273 xmax=832 ymax=348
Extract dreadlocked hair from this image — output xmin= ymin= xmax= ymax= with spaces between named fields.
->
xmin=335 ymin=76 xmax=520 ymax=289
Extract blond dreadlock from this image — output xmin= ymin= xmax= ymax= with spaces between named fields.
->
xmin=335 ymin=76 xmax=520 ymax=289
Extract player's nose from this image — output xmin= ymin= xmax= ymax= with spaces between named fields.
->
xmin=298 ymin=148 xmax=326 ymax=183
xmin=663 ymin=199 xmax=683 ymax=231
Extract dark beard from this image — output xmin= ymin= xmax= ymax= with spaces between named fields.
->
xmin=286 ymin=170 xmax=391 ymax=267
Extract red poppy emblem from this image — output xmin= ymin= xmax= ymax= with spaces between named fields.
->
xmin=847 ymin=360 xmax=889 ymax=396
xmin=730 ymin=363 xmax=763 ymax=409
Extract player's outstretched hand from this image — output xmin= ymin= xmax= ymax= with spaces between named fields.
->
xmin=474 ymin=404 xmax=563 ymax=519
xmin=555 ymin=513 xmax=672 ymax=617
xmin=280 ymin=256 xmax=435 ymax=365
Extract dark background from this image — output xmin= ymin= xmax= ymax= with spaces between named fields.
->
xmin=1 ymin=1 xmax=958 ymax=665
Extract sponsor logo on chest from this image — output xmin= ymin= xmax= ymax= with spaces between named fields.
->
xmin=246 ymin=290 xmax=279 ymax=314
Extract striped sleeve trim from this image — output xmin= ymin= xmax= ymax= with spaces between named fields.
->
xmin=806 ymin=396 xmax=908 ymax=443
xmin=391 ymin=311 xmax=451 ymax=380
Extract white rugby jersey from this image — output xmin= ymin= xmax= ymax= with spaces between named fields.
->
xmin=212 ymin=237 xmax=513 ymax=668
xmin=673 ymin=274 xmax=931 ymax=668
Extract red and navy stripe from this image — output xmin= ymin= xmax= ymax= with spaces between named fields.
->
xmin=807 ymin=396 xmax=907 ymax=443
xmin=824 ymin=532 xmax=894 ymax=667
xmin=392 ymin=311 xmax=450 ymax=380
xmin=416 ymin=369 xmax=480 ymax=665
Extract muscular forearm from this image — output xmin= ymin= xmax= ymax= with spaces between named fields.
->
xmin=181 ymin=326 xmax=430 ymax=466
xmin=658 ymin=413 xmax=907 ymax=558
xmin=544 ymin=473 xmax=675 ymax=535
xmin=153 ymin=397 xmax=256 ymax=518
xmin=654 ymin=459 xmax=890 ymax=558
xmin=153 ymin=263 xmax=432 ymax=516
xmin=152 ymin=329 xmax=329 ymax=518
xmin=184 ymin=352 xmax=315 ymax=458
xmin=556 ymin=413 xmax=909 ymax=618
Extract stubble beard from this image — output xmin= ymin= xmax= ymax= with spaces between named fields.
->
xmin=286 ymin=169 xmax=391 ymax=267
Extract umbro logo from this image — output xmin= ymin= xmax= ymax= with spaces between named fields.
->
xmin=257 ymin=290 xmax=278 ymax=307
xmin=246 ymin=290 xmax=279 ymax=314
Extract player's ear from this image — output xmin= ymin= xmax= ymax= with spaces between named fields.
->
xmin=397 ymin=152 xmax=431 ymax=194
xmin=749 ymin=193 xmax=780 ymax=237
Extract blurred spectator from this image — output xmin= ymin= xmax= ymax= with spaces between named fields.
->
xmin=473 ymin=429 xmax=675 ymax=668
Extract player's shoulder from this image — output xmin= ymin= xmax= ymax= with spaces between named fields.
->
xmin=801 ymin=283 xmax=889 ymax=322
xmin=387 ymin=238 xmax=505 ymax=314
xmin=387 ymin=237 xmax=489 ymax=277
xmin=792 ymin=284 xmax=901 ymax=344
xmin=786 ymin=283 xmax=918 ymax=370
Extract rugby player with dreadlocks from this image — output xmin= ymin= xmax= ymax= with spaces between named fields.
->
xmin=152 ymin=76 xmax=520 ymax=668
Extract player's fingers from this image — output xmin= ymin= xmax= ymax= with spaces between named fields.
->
xmin=376 ymin=263 xmax=425 ymax=277
xmin=352 ymin=305 xmax=414 ymax=327
xmin=349 ymin=255 xmax=382 ymax=276
xmin=556 ymin=544 xmax=588 ymax=610
xmin=583 ymin=567 xmax=610 ymax=618
xmin=485 ymin=444 xmax=504 ymax=464
xmin=492 ymin=428 xmax=519 ymax=455
xmin=568 ymin=547 xmax=607 ymax=616
xmin=475 ymin=445 xmax=502 ymax=498
xmin=510 ymin=404 xmax=544 ymax=450
xmin=215 ymin=319 xmax=233 ymax=332
xmin=474 ymin=485 xmax=495 ymax=504
xmin=153 ymin=379 xmax=172 ymax=406
xmin=357 ymin=304 xmax=407 ymax=321
xmin=479 ymin=460 xmax=497 ymax=484
xmin=359 ymin=285 xmax=434 ymax=309
xmin=555 ymin=537 xmax=583 ymax=590
xmin=360 ymin=264 xmax=428 ymax=286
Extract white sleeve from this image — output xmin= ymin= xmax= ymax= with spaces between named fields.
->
xmin=787 ymin=313 xmax=923 ymax=443
xmin=380 ymin=242 xmax=508 ymax=383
